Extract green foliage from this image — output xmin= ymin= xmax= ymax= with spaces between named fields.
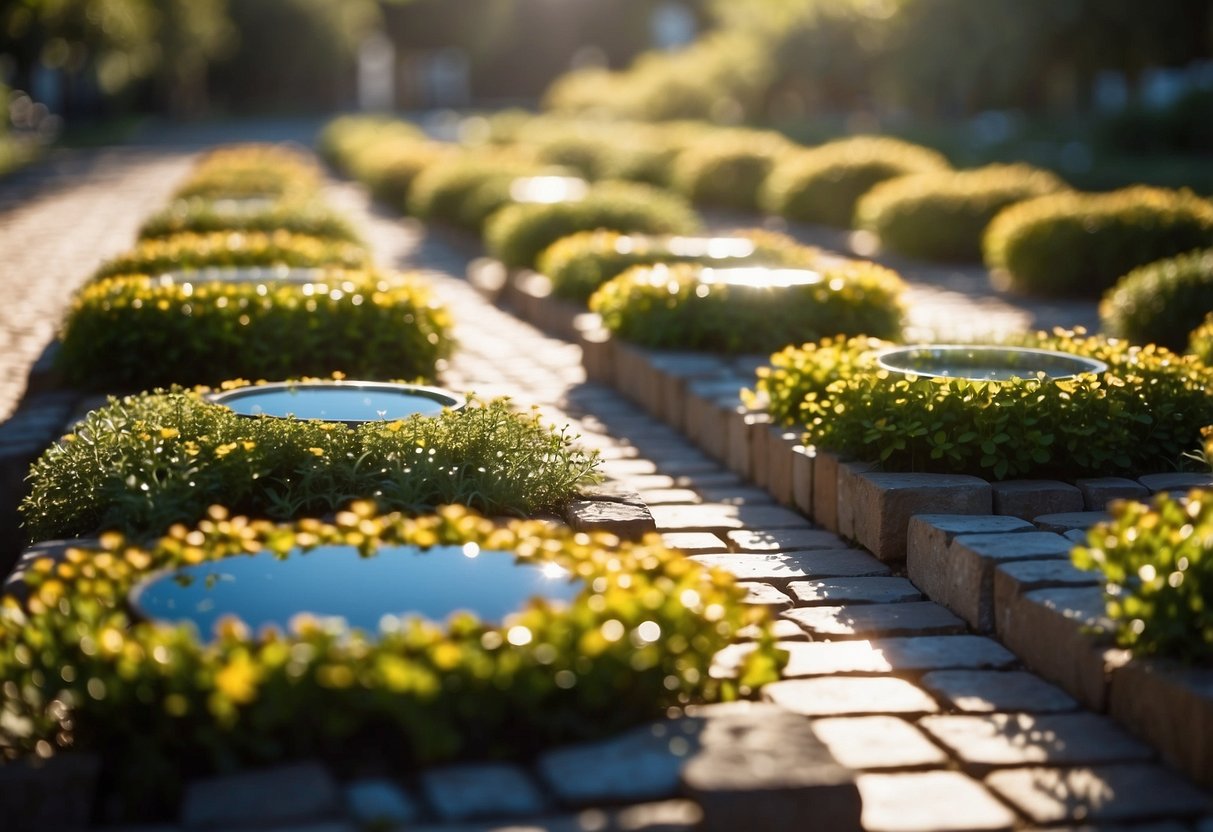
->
xmin=92 ymin=231 xmax=370 ymax=281
xmin=486 ymin=182 xmax=701 ymax=270
xmin=1101 ymin=248 xmax=1213 ymax=350
xmin=590 ymin=259 xmax=904 ymax=352
xmin=316 ymin=115 xmax=427 ymax=172
xmin=538 ymin=228 xmax=819 ymax=303
xmin=56 ymin=270 xmax=452 ymax=391
xmin=983 ymin=187 xmax=1213 ymax=298
xmin=762 ymin=137 xmax=950 ymax=227
xmin=316 ymin=116 xmax=454 ymax=210
xmin=173 ymin=144 xmax=324 ymax=201
xmin=21 ymin=391 xmax=600 ymax=542
xmin=752 ymin=330 xmax=1213 ymax=480
xmin=1073 ymin=490 xmax=1213 ymax=663
xmin=0 ymin=503 xmax=782 ymax=811
xmin=406 ymin=152 xmax=551 ymax=232
xmin=670 ymin=134 xmax=793 ymax=212
xmin=139 ymin=199 xmax=363 ymax=245
xmin=855 ymin=163 xmax=1068 ymax=262
xmin=1189 ymin=313 xmax=1213 ymax=365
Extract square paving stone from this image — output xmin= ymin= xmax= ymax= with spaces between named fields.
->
xmin=787 ymin=577 xmax=923 ymax=606
xmin=1138 ymin=472 xmax=1213 ymax=493
xmin=735 ymin=581 xmax=793 ymax=609
xmin=638 ymin=488 xmax=702 ymax=505
xmin=650 ymin=503 xmax=811 ymax=533
xmin=907 ymin=514 xmax=1035 ymax=568
xmin=781 ymin=601 xmax=966 ymax=639
xmin=992 ymin=479 xmax=1083 ymax=520
xmin=697 ymin=485 xmax=776 ymax=505
xmin=1075 ymin=477 xmax=1149 ymax=510
xmin=764 ymin=677 xmax=940 ymax=716
xmin=660 ymin=532 xmax=729 ymax=554
xmin=1034 ymin=511 xmax=1112 ymax=534
xmin=420 ymin=762 xmax=548 ymax=821
xmin=726 ymin=528 xmax=848 ymax=553
xmin=918 ymin=670 xmax=1079 ymax=713
xmin=857 ymin=771 xmax=1017 ymax=832
xmin=691 ymin=549 xmax=890 ymax=583
xmin=811 ymin=716 xmax=949 ymax=770
xmin=984 ymin=764 xmax=1211 ymax=825
xmin=712 ymin=635 xmax=1016 ymax=679
xmin=852 ymin=472 xmax=993 ymax=561
xmin=918 ymin=712 xmax=1154 ymax=775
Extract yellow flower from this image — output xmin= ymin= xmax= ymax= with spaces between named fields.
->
xmin=215 ymin=653 xmax=261 ymax=704
xmin=308 ymin=447 xmax=324 ymax=457
xmin=159 ymin=427 xmax=180 ymax=440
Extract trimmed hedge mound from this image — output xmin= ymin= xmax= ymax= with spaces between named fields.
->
xmin=855 ymin=164 xmax=1068 ymax=262
xmin=752 ymin=330 xmax=1213 ymax=480
xmin=316 ymin=115 xmax=426 ymax=172
xmin=1100 ymin=248 xmax=1213 ymax=350
xmin=486 ymin=182 xmax=700 ymax=270
xmin=670 ymin=135 xmax=792 ymax=212
xmin=983 ymin=186 xmax=1213 ymax=298
xmin=590 ymin=259 xmax=904 ymax=352
xmin=139 ymin=199 xmax=362 ymax=244
xmin=762 ymin=136 xmax=950 ymax=227
xmin=406 ymin=154 xmax=553 ymax=232
xmin=1189 ymin=313 xmax=1213 ymax=365
xmin=56 ymin=270 xmax=452 ymax=390
xmin=21 ymin=391 xmax=599 ymax=541
xmin=174 ymin=144 xmax=323 ymax=201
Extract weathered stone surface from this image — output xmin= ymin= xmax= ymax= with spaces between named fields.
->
xmin=765 ymin=428 xmax=801 ymax=506
xmin=984 ymin=764 xmax=1211 ymax=825
xmin=691 ymin=549 xmax=890 ymax=583
xmin=919 ymin=712 xmax=1152 ymax=775
xmin=918 ymin=670 xmax=1078 ymax=713
xmin=736 ymin=581 xmax=794 ymax=609
xmin=661 ymin=532 xmax=729 ymax=554
xmin=727 ymin=410 xmax=771 ymax=481
xmin=1138 ymin=472 xmax=1213 ymax=493
xmin=737 ymin=618 xmax=809 ymax=641
xmin=836 ymin=460 xmax=878 ymax=543
xmin=857 ymin=772 xmax=1017 ymax=832
xmin=713 ymin=636 xmax=1016 ymax=679
xmin=811 ymin=716 xmax=949 ymax=770
xmin=991 ymin=479 xmax=1083 ymax=520
xmin=697 ymin=485 xmax=775 ymax=505
xmin=782 ymin=602 xmax=966 ymax=639
xmin=992 ymin=559 xmax=1101 ymax=631
xmin=650 ymin=503 xmax=808 ymax=532
xmin=681 ymin=702 xmax=862 ymax=832
xmin=1108 ymin=658 xmax=1213 ymax=789
xmin=0 ymin=752 xmax=99 ymax=832
xmin=787 ymin=576 xmax=923 ymax=606
xmin=578 ymin=482 xmax=648 ymax=506
xmin=1034 ymin=511 xmax=1111 ymax=534
xmin=726 ymin=527 xmax=848 ymax=553
xmin=764 ymin=677 xmax=940 ymax=716
xmin=853 ymin=472 xmax=993 ymax=562
xmin=344 ymin=778 xmax=420 ymax=825
xmin=791 ymin=444 xmax=815 ymax=519
xmin=936 ymin=531 xmax=1073 ymax=632
xmin=566 ymin=499 xmax=656 ymax=540
xmin=422 ymin=763 xmax=547 ymax=821
xmin=812 ymin=449 xmax=843 ymax=533
xmin=641 ymin=488 xmax=703 ymax=505
xmin=906 ymin=514 xmax=1034 ymax=575
xmin=996 ymin=586 xmax=1125 ymax=711
xmin=1075 ymin=476 xmax=1150 ymax=510
xmin=599 ymin=457 xmax=660 ymax=478
xmin=181 ymin=762 xmax=340 ymax=829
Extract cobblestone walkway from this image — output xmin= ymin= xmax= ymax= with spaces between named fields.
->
xmin=0 ymin=138 xmax=1207 ymax=829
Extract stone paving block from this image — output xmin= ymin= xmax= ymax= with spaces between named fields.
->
xmin=1108 ymin=658 xmax=1213 ymax=789
xmin=791 ymin=444 xmax=815 ymax=519
xmin=344 ymin=777 xmax=420 ymax=825
xmin=906 ymin=514 xmax=1035 ymax=570
xmin=745 ymin=413 xmax=777 ymax=488
xmin=992 ymin=479 xmax=1083 ymax=520
xmin=726 ymin=409 xmax=767 ymax=481
xmin=787 ymin=576 xmax=923 ymax=606
xmin=691 ymin=549 xmax=890 ymax=583
xmin=181 ymin=761 xmax=340 ymax=829
xmin=764 ymin=677 xmax=940 ymax=716
xmin=422 ymin=762 xmax=548 ymax=821
xmin=735 ymin=581 xmax=793 ymax=609
xmin=933 ymin=531 xmax=1074 ymax=632
xmin=0 ymin=752 xmax=99 ymax=832
xmin=765 ymin=428 xmax=800 ymax=506
xmin=650 ymin=502 xmax=810 ymax=533
xmin=612 ymin=800 xmax=704 ymax=831
xmin=726 ymin=527 xmax=849 ymax=553
xmin=737 ymin=618 xmax=809 ymax=641
xmin=712 ymin=635 xmax=1016 ymax=679
xmin=639 ymin=488 xmax=702 ymax=505
xmin=538 ymin=720 xmax=697 ymax=805
xmin=918 ymin=670 xmax=1079 ymax=713
xmin=813 ymin=448 xmax=843 ymax=533
xmin=853 ymin=472 xmax=993 ymax=562
xmin=984 ymin=764 xmax=1210 ymax=825
xmin=811 ymin=716 xmax=949 ymax=770
xmin=697 ymin=485 xmax=774 ymax=505
xmin=660 ymin=532 xmax=728 ymax=554
xmin=996 ymin=586 xmax=1126 ymax=711
xmin=577 ymin=325 xmax=614 ymax=383
xmin=857 ymin=772 xmax=1017 ymax=832
xmin=1034 ymin=511 xmax=1112 ymax=534
xmin=681 ymin=702 xmax=862 ymax=832
xmin=566 ymin=499 xmax=656 ymax=540
xmin=782 ymin=601 xmax=966 ymax=639
xmin=919 ymin=712 xmax=1153 ymax=775
xmin=993 ymin=559 xmax=1101 ymax=633
xmin=1138 ymin=472 xmax=1213 ymax=493
xmin=599 ymin=457 xmax=660 ymax=478
xmin=836 ymin=460 xmax=878 ymax=543
xmin=1075 ymin=476 xmax=1150 ymax=510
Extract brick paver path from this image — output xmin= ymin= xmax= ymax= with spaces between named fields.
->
xmin=0 ymin=134 xmax=1206 ymax=829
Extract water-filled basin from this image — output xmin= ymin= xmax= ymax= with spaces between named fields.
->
xmin=129 ymin=544 xmax=581 ymax=637
xmin=697 ymin=267 xmax=823 ymax=288
xmin=876 ymin=345 xmax=1108 ymax=381
xmin=210 ymin=381 xmax=463 ymax=425
xmin=158 ymin=266 xmax=329 ymax=285
xmin=508 ymin=176 xmax=589 ymax=204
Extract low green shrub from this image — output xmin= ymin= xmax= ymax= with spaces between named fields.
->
xmin=406 ymin=153 xmax=551 ymax=231
xmin=139 ymin=199 xmax=362 ymax=244
xmin=1189 ymin=313 xmax=1213 ymax=365
xmin=486 ymin=182 xmax=700 ymax=270
xmin=1073 ymin=490 xmax=1213 ymax=663
xmin=56 ymin=270 xmax=452 ymax=390
xmin=1100 ymin=248 xmax=1213 ymax=351
xmin=762 ymin=137 xmax=950 ymax=227
xmin=22 ymin=391 xmax=599 ymax=541
xmin=352 ymin=140 xmax=458 ymax=210
xmin=92 ymin=231 xmax=370 ymax=281
xmin=0 ymin=503 xmax=782 ymax=812
xmin=752 ymin=330 xmax=1213 ymax=480
xmin=538 ymin=228 xmax=818 ymax=302
xmin=174 ymin=144 xmax=323 ymax=201
xmin=590 ymin=259 xmax=904 ymax=352
xmin=983 ymin=187 xmax=1213 ymax=298
xmin=316 ymin=115 xmax=426 ymax=172
xmin=670 ymin=134 xmax=792 ymax=212
xmin=855 ymin=164 xmax=1068 ymax=262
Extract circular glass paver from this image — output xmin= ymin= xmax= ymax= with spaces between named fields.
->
xmin=209 ymin=381 xmax=463 ymax=425
xmin=508 ymin=176 xmax=589 ymax=204
xmin=876 ymin=345 xmax=1108 ymax=382
xmin=129 ymin=544 xmax=582 ymax=638
xmin=697 ymin=266 xmax=824 ymax=288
